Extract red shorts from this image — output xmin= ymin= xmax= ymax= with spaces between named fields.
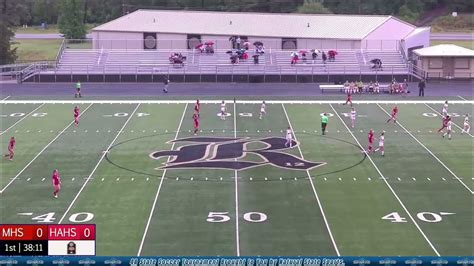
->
xmin=53 ymin=184 xmax=61 ymax=191
xmin=194 ymin=121 xmax=199 ymax=129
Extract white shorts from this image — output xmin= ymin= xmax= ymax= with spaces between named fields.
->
xmin=260 ymin=108 xmax=266 ymax=113
xmin=379 ymin=142 xmax=384 ymax=147
xmin=447 ymin=126 xmax=452 ymax=131
xmin=464 ymin=123 xmax=469 ymax=128
xmin=351 ymin=116 xmax=356 ymax=120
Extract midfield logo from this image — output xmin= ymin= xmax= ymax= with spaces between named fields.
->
xmin=150 ymin=137 xmax=325 ymax=171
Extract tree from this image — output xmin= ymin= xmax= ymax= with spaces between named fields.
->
xmin=58 ymin=0 xmax=86 ymax=39
xmin=296 ymin=0 xmax=331 ymax=14
xmin=0 ymin=0 xmax=30 ymax=64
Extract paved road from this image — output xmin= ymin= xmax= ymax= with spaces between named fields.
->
xmin=14 ymin=33 xmax=92 ymax=39
xmin=431 ymin=33 xmax=472 ymax=40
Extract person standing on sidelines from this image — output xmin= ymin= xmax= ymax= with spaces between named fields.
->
xmin=163 ymin=77 xmax=170 ymax=93
xmin=321 ymin=113 xmax=329 ymax=135
xmin=75 ymin=81 xmax=82 ymax=98
xmin=418 ymin=79 xmax=425 ymax=97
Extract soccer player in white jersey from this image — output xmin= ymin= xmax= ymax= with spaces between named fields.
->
xmin=442 ymin=120 xmax=453 ymax=139
xmin=350 ymin=107 xmax=357 ymax=128
xmin=462 ymin=115 xmax=470 ymax=134
xmin=220 ymin=100 xmax=226 ymax=120
xmin=285 ymin=127 xmax=293 ymax=148
xmin=259 ymin=101 xmax=266 ymax=119
xmin=442 ymin=100 xmax=449 ymax=117
xmin=374 ymin=131 xmax=385 ymax=156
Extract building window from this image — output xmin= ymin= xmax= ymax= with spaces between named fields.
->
xmin=454 ymin=58 xmax=470 ymax=69
xmin=187 ymin=34 xmax=201 ymax=49
xmin=282 ymin=38 xmax=297 ymax=50
xmin=428 ymin=58 xmax=443 ymax=69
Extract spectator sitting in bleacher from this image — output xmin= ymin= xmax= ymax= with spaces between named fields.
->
xmin=230 ymin=54 xmax=239 ymax=64
xmin=390 ymin=79 xmax=401 ymax=94
xmin=328 ymin=50 xmax=337 ymax=61
xmin=311 ymin=50 xmax=319 ymax=63
xmin=350 ymin=81 xmax=356 ymax=94
xmin=290 ymin=52 xmax=299 ymax=65
xmin=344 ymin=80 xmax=350 ymax=94
xmin=370 ymin=58 xmax=382 ymax=70
xmin=256 ymin=45 xmax=265 ymax=55
xmin=368 ymin=81 xmax=374 ymax=94
xmin=374 ymin=81 xmax=380 ymax=94
xmin=301 ymin=52 xmax=307 ymax=63
xmin=357 ymin=80 xmax=364 ymax=94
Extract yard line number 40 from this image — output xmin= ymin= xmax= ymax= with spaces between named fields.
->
xmin=382 ymin=211 xmax=455 ymax=223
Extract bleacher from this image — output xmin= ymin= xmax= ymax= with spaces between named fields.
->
xmin=55 ymin=48 xmax=408 ymax=75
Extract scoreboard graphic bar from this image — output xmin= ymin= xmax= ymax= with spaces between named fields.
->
xmin=0 ymin=224 xmax=95 ymax=256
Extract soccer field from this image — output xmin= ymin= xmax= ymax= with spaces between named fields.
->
xmin=0 ymin=99 xmax=473 ymax=256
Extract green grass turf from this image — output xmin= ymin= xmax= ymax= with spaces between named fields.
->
xmin=14 ymin=24 xmax=96 ymax=34
xmin=11 ymin=39 xmax=63 ymax=62
xmin=430 ymin=40 xmax=474 ymax=50
xmin=0 ymin=100 xmax=472 ymax=256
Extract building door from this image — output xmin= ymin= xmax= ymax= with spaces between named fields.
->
xmin=143 ymin=33 xmax=157 ymax=50
xmin=443 ymin=57 xmax=455 ymax=78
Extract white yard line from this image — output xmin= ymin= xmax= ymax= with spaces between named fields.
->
xmin=1 ymin=96 xmax=11 ymax=101
xmin=137 ymin=103 xmax=188 ymax=256
xmin=0 ymin=103 xmax=45 ymax=135
xmin=329 ymin=103 xmax=441 ymax=256
xmin=282 ymin=103 xmax=340 ymax=256
xmin=58 ymin=103 xmax=141 ymax=224
xmin=0 ymin=103 xmax=94 ymax=194
xmin=377 ymin=103 xmax=473 ymax=194
xmin=457 ymin=95 xmax=468 ymax=101
xmin=233 ymin=100 xmax=240 ymax=256
xmin=423 ymin=103 xmax=473 ymax=138
xmin=2 ymin=100 xmax=473 ymax=104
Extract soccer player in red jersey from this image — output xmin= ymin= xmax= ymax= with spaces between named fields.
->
xmin=386 ymin=105 xmax=398 ymax=123
xmin=342 ymin=93 xmax=352 ymax=107
xmin=367 ymin=129 xmax=374 ymax=153
xmin=4 ymin=137 xmax=15 ymax=161
xmin=193 ymin=111 xmax=200 ymax=135
xmin=52 ymin=169 xmax=61 ymax=198
xmin=194 ymin=99 xmax=200 ymax=115
xmin=437 ymin=115 xmax=451 ymax=133
xmin=73 ymin=106 xmax=80 ymax=127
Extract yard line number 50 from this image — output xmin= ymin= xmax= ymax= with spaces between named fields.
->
xmin=207 ymin=212 xmax=267 ymax=223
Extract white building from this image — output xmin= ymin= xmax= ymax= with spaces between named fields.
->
xmin=92 ymin=9 xmax=430 ymax=53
